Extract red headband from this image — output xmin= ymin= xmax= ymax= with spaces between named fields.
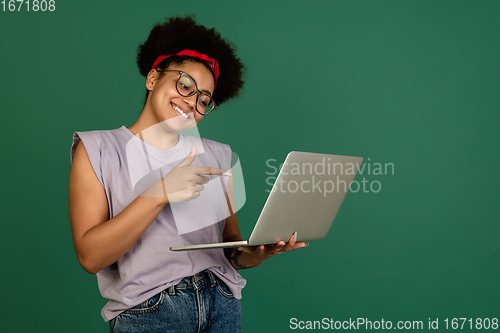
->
xmin=151 ymin=49 xmax=219 ymax=87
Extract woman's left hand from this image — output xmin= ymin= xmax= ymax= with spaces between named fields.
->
xmin=231 ymin=233 xmax=309 ymax=269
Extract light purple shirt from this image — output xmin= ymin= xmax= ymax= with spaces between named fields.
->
xmin=70 ymin=125 xmax=246 ymax=322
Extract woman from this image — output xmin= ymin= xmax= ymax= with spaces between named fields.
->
xmin=69 ymin=16 xmax=307 ymax=332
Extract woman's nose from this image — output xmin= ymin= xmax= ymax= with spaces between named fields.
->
xmin=182 ymin=94 xmax=197 ymax=109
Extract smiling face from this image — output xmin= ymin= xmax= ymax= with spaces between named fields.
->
xmin=144 ymin=60 xmax=215 ymax=133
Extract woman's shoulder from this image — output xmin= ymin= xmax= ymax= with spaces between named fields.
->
xmin=71 ymin=126 xmax=128 ymax=162
xmin=73 ymin=126 xmax=127 ymax=140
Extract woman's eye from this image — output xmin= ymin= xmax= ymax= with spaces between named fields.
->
xmin=178 ymin=78 xmax=193 ymax=91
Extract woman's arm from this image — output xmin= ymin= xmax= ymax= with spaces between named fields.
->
xmin=223 ymin=209 xmax=252 ymax=270
xmin=69 ymin=141 xmax=168 ymax=274
xmin=222 ymin=167 xmax=253 ymax=269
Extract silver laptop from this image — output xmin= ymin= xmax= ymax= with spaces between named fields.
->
xmin=170 ymin=151 xmax=363 ymax=251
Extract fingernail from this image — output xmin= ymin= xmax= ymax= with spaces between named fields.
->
xmin=305 ymin=243 xmax=309 ymax=247
xmin=237 ymin=248 xmax=242 ymax=251
xmin=222 ymin=171 xmax=232 ymax=176
xmin=293 ymin=231 xmax=297 ymax=242
xmin=192 ymin=142 xmax=196 ymax=148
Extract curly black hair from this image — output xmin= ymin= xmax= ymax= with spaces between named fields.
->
xmin=137 ymin=15 xmax=245 ymax=106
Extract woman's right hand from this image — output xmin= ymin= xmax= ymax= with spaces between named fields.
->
xmin=141 ymin=143 xmax=230 ymax=204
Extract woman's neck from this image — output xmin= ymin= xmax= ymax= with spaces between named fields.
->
xmin=127 ymin=113 xmax=180 ymax=151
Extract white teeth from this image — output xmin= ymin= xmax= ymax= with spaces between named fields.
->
xmin=172 ymin=104 xmax=189 ymax=119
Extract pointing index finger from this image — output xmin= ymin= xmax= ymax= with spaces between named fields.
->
xmin=190 ymin=166 xmax=232 ymax=176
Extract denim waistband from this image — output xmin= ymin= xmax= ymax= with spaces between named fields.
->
xmin=167 ymin=269 xmax=217 ymax=295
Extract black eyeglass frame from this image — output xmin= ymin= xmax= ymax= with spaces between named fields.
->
xmin=156 ymin=69 xmax=217 ymax=115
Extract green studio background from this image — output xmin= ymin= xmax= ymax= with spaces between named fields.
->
xmin=1 ymin=0 xmax=499 ymax=332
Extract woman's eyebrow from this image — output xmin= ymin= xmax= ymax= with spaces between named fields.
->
xmin=201 ymin=89 xmax=212 ymax=96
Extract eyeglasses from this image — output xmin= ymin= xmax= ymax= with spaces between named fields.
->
xmin=156 ymin=69 xmax=217 ymax=115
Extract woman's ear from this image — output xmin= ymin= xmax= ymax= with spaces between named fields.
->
xmin=145 ymin=69 xmax=157 ymax=91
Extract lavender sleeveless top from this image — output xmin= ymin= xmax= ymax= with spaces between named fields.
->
xmin=70 ymin=125 xmax=246 ymax=322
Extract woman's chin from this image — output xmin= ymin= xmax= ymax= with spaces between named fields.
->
xmin=159 ymin=117 xmax=197 ymax=133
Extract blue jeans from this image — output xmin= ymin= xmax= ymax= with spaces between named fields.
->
xmin=109 ymin=269 xmax=242 ymax=333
